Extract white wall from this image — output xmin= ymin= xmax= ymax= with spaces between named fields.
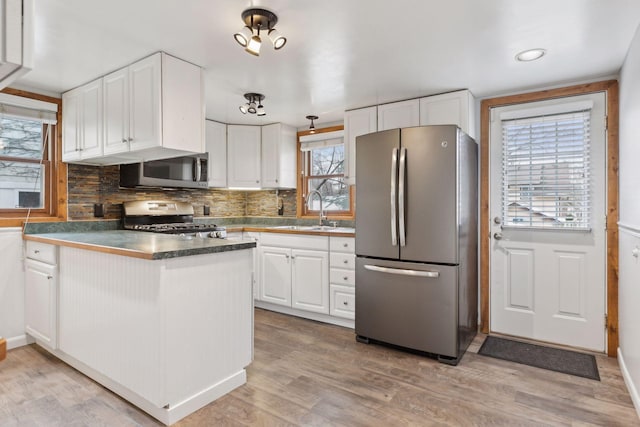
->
xmin=618 ymin=22 xmax=640 ymax=417
xmin=0 ymin=228 xmax=28 ymax=349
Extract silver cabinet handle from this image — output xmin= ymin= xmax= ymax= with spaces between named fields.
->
xmin=633 ymin=247 xmax=639 ymax=258
xmin=494 ymin=232 xmax=503 ymax=240
xmin=398 ymin=147 xmax=407 ymax=247
xmin=390 ymin=148 xmax=398 ymax=246
xmin=364 ymin=264 xmax=440 ymax=278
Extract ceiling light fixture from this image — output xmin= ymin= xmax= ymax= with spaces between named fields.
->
xmin=239 ymin=93 xmax=266 ymax=116
xmin=515 ymin=48 xmax=546 ymax=62
xmin=233 ymin=8 xmax=287 ymax=56
xmin=306 ymin=115 xmax=318 ymax=134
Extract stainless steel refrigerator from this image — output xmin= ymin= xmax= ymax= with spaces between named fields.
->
xmin=355 ymin=125 xmax=477 ymax=365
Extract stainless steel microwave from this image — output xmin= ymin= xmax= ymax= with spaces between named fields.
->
xmin=119 ymin=153 xmax=208 ymax=189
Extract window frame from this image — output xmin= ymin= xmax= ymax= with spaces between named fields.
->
xmin=297 ymin=125 xmax=354 ymax=219
xmin=0 ymin=88 xmax=66 ymax=226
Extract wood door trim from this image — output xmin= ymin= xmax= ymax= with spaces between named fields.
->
xmin=479 ymin=80 xmax=619 ymax=356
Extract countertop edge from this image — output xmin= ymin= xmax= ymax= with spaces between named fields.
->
xmin=23 ymin=233 xmax=257 ymax=260
xmin=232 ymin=226 xmax=355 ymax=237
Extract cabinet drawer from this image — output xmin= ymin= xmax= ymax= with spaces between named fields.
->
xmin=330 ymin=284 xmax=355 ymax=319
xmin=330 ymin=253 xmax=355 ymax=270
xmin=330 ymin=268 xmax=355 ymax=286
xmin=330 ymin=237 xmax=355 ymax=253
xmin=25 ymin=241 xmax=57 ymax=265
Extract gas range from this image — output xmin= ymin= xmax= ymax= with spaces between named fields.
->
xmin=123 ymin=200 xmax=227 ymax=239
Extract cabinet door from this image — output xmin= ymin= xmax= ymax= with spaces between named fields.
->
xmin=79 ymin=79 xmax=103 ymax=159
xmin=260 ymin=123 xmax=280 ymax=188
xmin=419 ymin=90 xmax=475 ymax=138
xmin=25 ymin=259 xmax=57 ymax=349
xmin=377 ymin=99 xmax=419 ymax=131
xmin=61 ymin=89 xmax=81 ymax=161
xmin=205 ymin=120 xmax=227 ymax=187
xmin=129 ymin=53 xmax=161 ymax=151
xmin=103 ymin=67 xmax=130 ymax=155
xmin=344 ymin=106 xmax=377 ymax=186
xmin=227 ymin=125 xmax=261 ymax=188
xmin=260 ymin=246 xmax=291 ymax=306
xmin=291 ymin=249 xmax=329 ymax=314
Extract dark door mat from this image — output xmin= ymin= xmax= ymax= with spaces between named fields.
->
xmin=478 ymin=336 xmax=600 ymax=380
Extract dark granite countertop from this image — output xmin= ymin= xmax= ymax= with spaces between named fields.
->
xmin=23 ymin=230 xmax=256 ymax=260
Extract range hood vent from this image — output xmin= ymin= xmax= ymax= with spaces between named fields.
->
xmin=0 ymin=0 xmax=33 ymax=90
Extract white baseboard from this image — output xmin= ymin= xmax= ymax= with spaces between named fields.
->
xmin=618 ymin=347 xmax=640 ymax=419
xmin=6 ymin=334 xmax=34 ymax=350
xmin=255 ymin=301 xmax=355 ymax=329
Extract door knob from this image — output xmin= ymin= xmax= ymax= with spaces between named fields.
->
xmin=494 ymin=232 xmax=503 ymax=240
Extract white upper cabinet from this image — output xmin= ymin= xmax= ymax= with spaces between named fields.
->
xmin=261 ymin=123 xmax=297 ymax=189
xmin=62 ymin=79 xmax=103 ymax=161
xmin=344 ymin=106 xmax=377 ymax=186
xmin=419 ymin=89 xmax=476 ymax=138
xmin=205 ymin=120 xmax=227 ymax=188
xmin=63 ymin=52 xmax=204 ymax=164
xmin=377 ymin=99 xmax=420 ymax=131
xmin=103 ymin=67 xmax=129 ymax=155
xmin=227 ymin=125 xmax=262 ymax=188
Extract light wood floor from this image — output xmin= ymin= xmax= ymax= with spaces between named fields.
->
xmin=1 ymin=308 xmax=638 ymax=426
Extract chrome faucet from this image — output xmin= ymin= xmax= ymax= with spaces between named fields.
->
xmin=306 ymin=190 xmax=327 ymax=226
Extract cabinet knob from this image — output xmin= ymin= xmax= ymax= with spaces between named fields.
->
xmin=34 ymin=250 xmax=40 ymax=254
xmin=343 ymin=301 xmax=349 ymax=306
xmin=343 ymin=260 xmax=348 ymax=264
xmin=122 ymin=138 xmax=127 ymax=143
xmin=343 ymin=276 xmax=348 ymax=281
xmin=47 ymin=275 xmax=53 ymax=280
xmin=343 ymin=243 xmax=348 ymax=248
xmin=128 ymin=137 xmax=133 ymax=142
xmin=256 ymin=180 xmax=260 ymax=184
xmin=633 ymin=247 xmax=639 ymax=258
xmin=275 ymin=179 xmax=278 ymax=183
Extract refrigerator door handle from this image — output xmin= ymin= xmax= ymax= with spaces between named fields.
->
xmin=390 ymin=148 xmax=399 ymax=246
xmin=364 ymin=264 xmax=440 ymax=278
xmin=398 ymin=147 xmax=407 ymax=247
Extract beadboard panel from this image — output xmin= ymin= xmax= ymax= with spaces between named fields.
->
xmin=57 ymin=246 xmax=253 ymax=415
xmin=0 ymin=228 xmax=27 ymax=348
xmin=59 ymin=247 xmax=165 ymax=406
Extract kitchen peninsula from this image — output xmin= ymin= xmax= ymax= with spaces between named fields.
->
xmin=22 ymin=229 xmax=256 ymax=425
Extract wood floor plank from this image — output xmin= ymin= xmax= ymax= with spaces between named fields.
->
xmin=0 ymin=308 xmax=638 ymax=426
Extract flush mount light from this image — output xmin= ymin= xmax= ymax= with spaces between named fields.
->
xmin=515 ymin=48 xmax=546 ymax=62
xmin=239 ymin=93 xmax=266 ymax=116
xmin=306 ymin=115 xmax=318 ymax=134
xmin=233 ymin=8 xmax=287 ymax=56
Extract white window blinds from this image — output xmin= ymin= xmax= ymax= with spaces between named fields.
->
xmin=501 ymin=109 xmax=591 ymax=230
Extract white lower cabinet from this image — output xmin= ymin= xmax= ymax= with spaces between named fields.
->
xmin=258 ymin=233 xmax=331 ymax=316
xmin=24 ymin=242 xmax=58 ymax=349
xmin=329 ymin=236 xmax=355 ymax=319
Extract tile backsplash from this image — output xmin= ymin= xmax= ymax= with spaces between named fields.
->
xmin=68 ymin=164 xmax=297 ymax=220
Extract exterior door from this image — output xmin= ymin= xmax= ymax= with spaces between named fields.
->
xmin=489 ymin=93 xmax=607 ymax=351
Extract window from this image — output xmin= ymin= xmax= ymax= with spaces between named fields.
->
xmin=299 ymin=127 xmax=353 ymax=217
xmin=0 ymin=90 xmax=61 ymax=219
xmin=501 ymin=109 xmax=591 ymax=229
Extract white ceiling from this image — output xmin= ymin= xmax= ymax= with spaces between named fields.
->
xmin=17 ymin=0 xmax=640 ymax=128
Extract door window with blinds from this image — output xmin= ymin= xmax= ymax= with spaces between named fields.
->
xmin=300 ymin=130 xmax=351 ymax=214
xmin=501 ymin=104 xmax=592 ymax=230
xmin=0 ymin=94 xmax=57 ymax=212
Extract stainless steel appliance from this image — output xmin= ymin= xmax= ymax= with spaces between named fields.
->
xmin=355 ymin=125 xmax=477 ymax=365
xmin=123 ymin=200 xmax=226 ymax=238
xmin=119 ymin=153 xmax=208 ymax=189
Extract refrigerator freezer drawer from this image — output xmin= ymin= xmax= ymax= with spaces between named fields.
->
xmin=355 ymin=257 xmax=458 ymax=358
